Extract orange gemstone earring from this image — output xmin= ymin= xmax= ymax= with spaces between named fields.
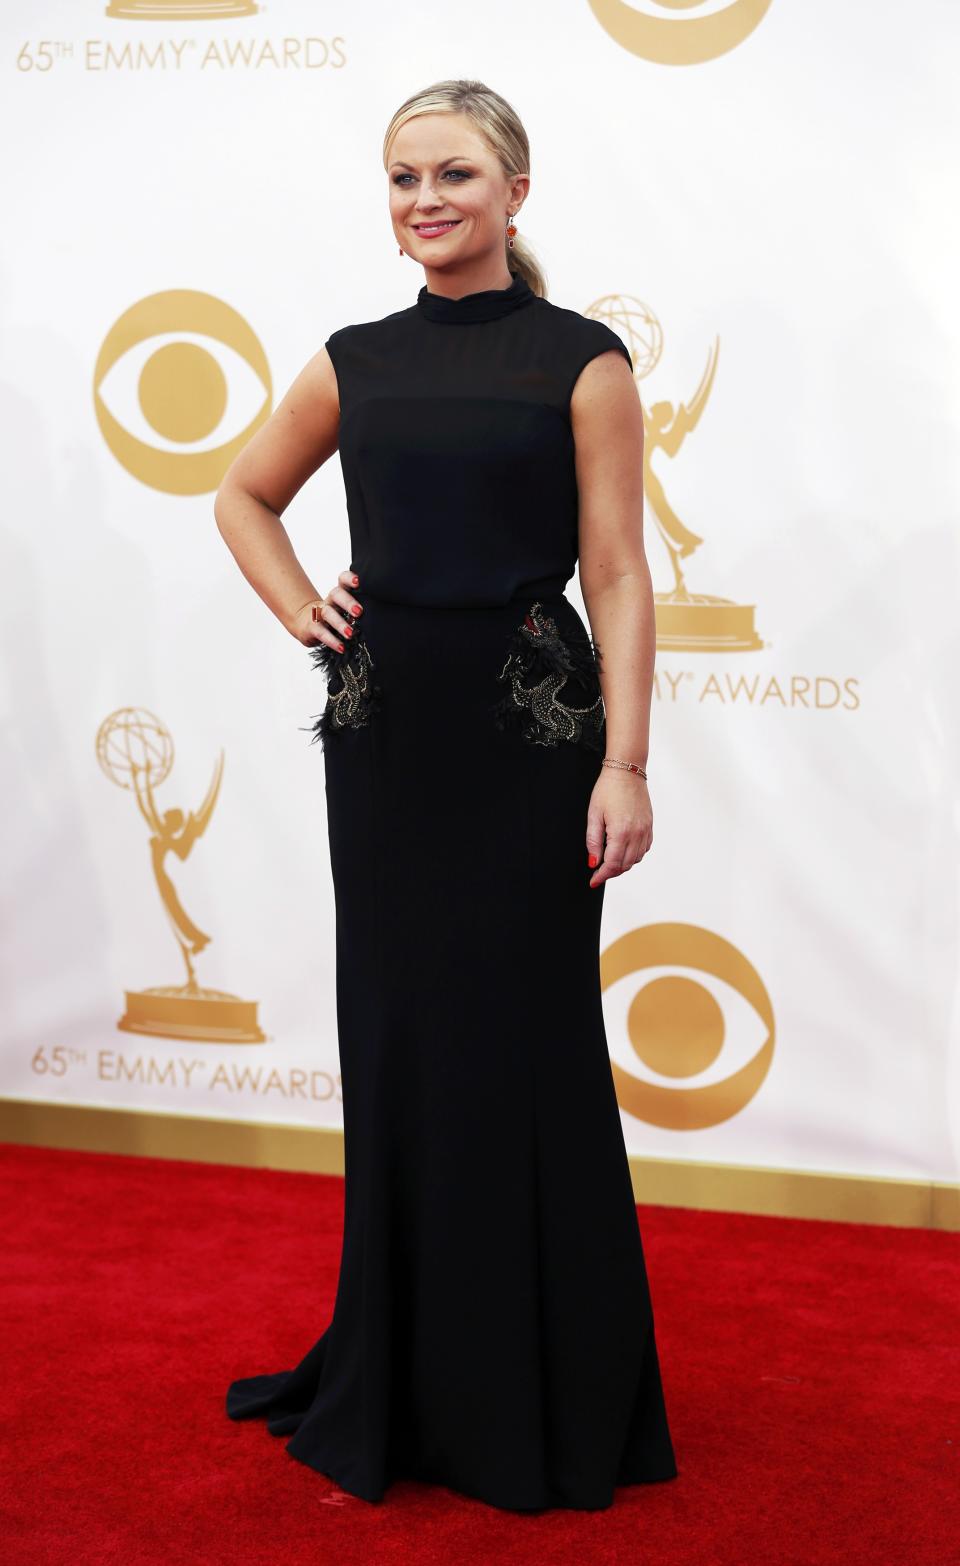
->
xmin=506 ymin=212 xmax=518 ymax=250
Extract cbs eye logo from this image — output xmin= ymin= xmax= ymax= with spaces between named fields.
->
xmin=601 ymin=922 xmax=775 ymax=1129
xmin=587 ymin=0 xmax=774 ymax=66
xmin=93 ymin=290 xmax=272 ymax=496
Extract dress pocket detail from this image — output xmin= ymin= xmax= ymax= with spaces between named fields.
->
xmin=491 ymin=599 xmax=606 ymax=753
xmin=304 ymin=626 xmax=383 ymax=746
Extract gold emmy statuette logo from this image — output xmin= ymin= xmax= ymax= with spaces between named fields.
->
xmin=93 ymin=290 xmax=272 ymax=496
xmin=96 ymin=707 xmax=266 ymax=1045
xmin=106 ymin=2 xmax=258 ymax=19
xmin=601 ymin=923 xmax=775 ymax=1129
xmin=587 ymin=294 xmax=762 ymax=653
xmin=587 ymin=0 xmax=774 ymax=65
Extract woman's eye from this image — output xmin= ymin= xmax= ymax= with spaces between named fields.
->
xmin=392 ymin=170 xmax=470 ymax=185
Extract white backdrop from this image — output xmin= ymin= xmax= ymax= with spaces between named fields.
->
xmin=2 ymin=0 xmax=958 ymax=1189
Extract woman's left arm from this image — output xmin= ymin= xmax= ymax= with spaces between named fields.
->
xmin=572 ymin=348 xmax=654 ymax=889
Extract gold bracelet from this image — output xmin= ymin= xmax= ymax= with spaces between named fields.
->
xmin=601 ymin=756 xmax=647 ymax=779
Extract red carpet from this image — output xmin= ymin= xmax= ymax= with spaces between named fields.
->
xmin=0 ymin=1141 xmax=956 ymax=1565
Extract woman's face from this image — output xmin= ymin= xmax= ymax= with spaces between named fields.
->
xmin=387 ymin=112 xmax=527 ymax=275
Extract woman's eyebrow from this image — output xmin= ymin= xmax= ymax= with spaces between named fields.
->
xmin=389 ymin=156 xmax=477 ymax=171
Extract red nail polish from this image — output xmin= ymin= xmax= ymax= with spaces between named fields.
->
xmin=588 ymin=854 xmax=598 ymax=868
xmin=343 ymin=625 xmax=353 ymax=637
xmin=352 ymin=575 xmax=359 ymax=585
xmin=337 ymin=642 xmax=345 ymax=652
xmin=351 ymin=604 xmax=362 ymax=616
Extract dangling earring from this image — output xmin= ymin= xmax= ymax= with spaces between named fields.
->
xmin=399 ymin=245 xmax=404 ymax=256
xmin=506 ymin=211 xmax=518 ymax=250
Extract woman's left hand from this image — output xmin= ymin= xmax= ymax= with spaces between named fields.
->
xmin=585 ymin=769 xmax=652 ymax=888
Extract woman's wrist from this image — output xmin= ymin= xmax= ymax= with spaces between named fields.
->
xmin=284 ymin=593 xmax=324 ymax=640
xmin=601 ymin=755 xmax=648 ymax=780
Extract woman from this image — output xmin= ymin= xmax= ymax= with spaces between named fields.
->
xmin=217 ymin=78 xmax=677 ymax=1513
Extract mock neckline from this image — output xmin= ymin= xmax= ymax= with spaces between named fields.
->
xmin=416 ymin=271 xmax=536 ymax=324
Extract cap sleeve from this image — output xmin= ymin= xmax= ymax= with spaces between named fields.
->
xmin=324 ymin=325 xmax=352 ymax=405
xmin=564 ymin=318 xmax=633 ymax=408
xmin=325 ymin=324 xmax=363 ymax=416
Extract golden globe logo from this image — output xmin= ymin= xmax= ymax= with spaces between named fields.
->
xmin=587 ymin=0 xmax=774 ymax=65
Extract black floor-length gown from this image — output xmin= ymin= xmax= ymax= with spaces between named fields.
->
xmin=225 ymin=271 xmax=678 ymax=1511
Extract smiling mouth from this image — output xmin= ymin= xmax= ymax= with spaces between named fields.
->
xmin=413 ymin=220 xmax=462 ymax=235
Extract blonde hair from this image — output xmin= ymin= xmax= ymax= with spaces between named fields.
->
xmin=382 ymin=78 xmax=547 ymax=298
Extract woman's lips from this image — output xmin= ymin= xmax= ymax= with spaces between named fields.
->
xmin=413 ymin=220 xmax=462 ymax=237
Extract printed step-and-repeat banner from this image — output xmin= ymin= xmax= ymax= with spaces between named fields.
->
xmin=3 ymin=1 xmax=958 ymax=1208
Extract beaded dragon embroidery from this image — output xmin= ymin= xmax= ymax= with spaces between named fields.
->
xmin=303 ymin=625 xmax=383 ymax=746
xmin=491 ymin=599 xmax=606 ymax=752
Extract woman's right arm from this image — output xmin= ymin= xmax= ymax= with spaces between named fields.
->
xmin=213 ymin=345 xmax=362 ymax=650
